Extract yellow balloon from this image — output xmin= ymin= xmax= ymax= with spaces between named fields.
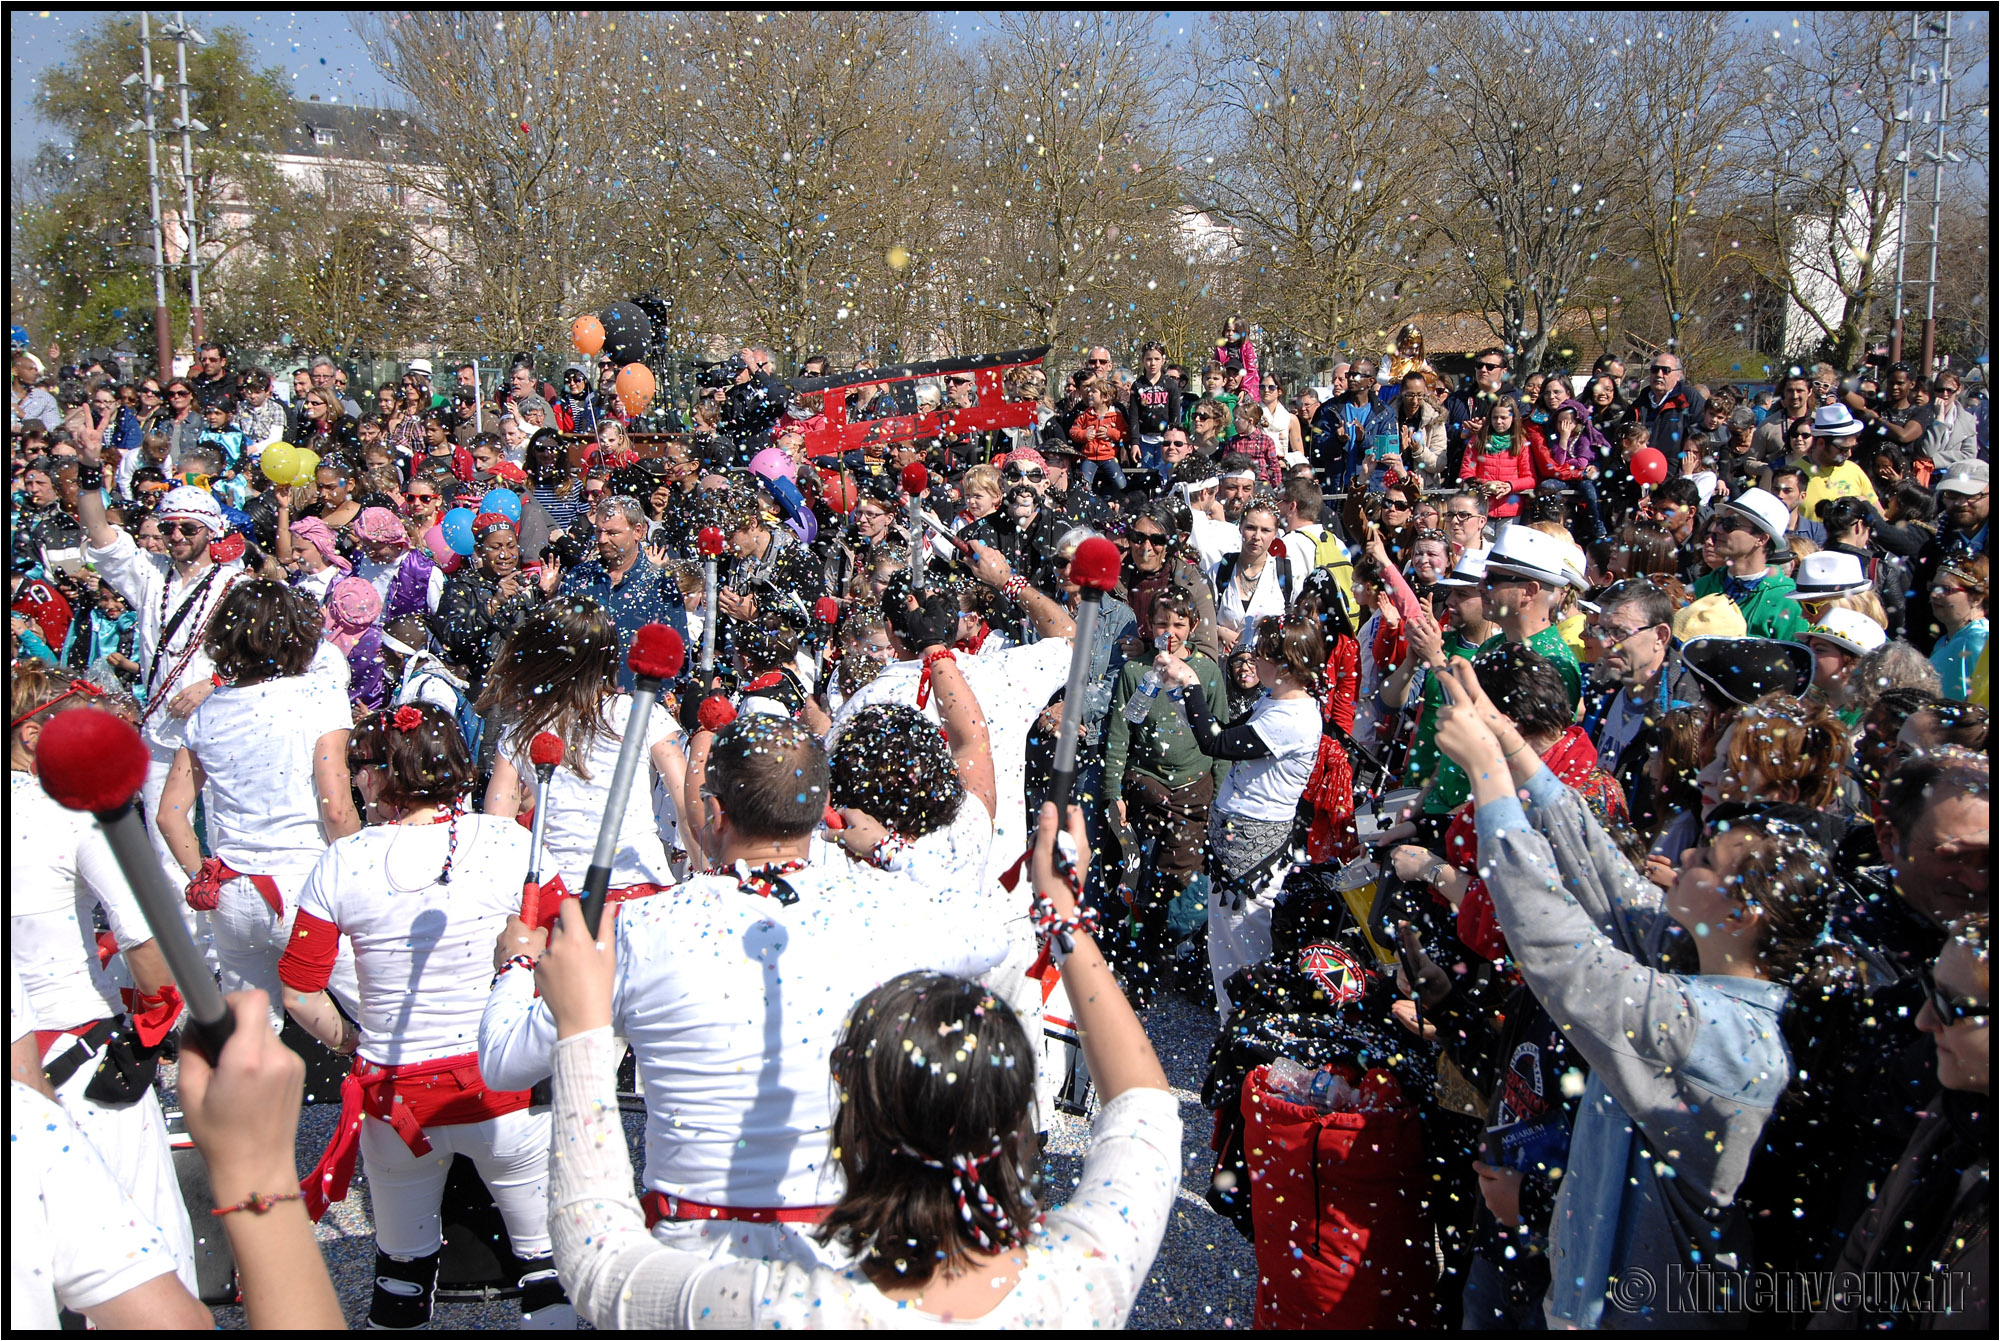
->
xmin=292 ymin=449 xmax=321 ymax=486
xmin=260 ymin=442 xmax=299 ymax=484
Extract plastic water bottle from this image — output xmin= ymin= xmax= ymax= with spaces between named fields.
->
xmin=1264 ymin=1059 xmax=1346 ymax=1113
xmin=1123 ymin=668 xmax=1163 ymax=723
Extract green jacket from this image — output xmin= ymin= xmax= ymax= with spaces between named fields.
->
xmin=1425 ymin=623 xmax=1581 ymax=816
xmin=1402 ymin=629 xmax=1483 ymax=791
xmin=1104 ymin=653 xmax=1231 ymax=801
xmin=1691 ymin=568 xmax=1809 ymax=641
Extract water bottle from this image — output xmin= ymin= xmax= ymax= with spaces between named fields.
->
xmin=1264 ymin=1058 xmax=1343 ymax=1112
xmin=1123 ymin=667 xmax=1164 ymax=723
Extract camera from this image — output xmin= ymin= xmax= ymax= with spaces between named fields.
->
xmin=696 ymin=354 xmax=748 ymax=390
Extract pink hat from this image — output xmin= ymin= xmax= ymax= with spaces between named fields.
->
xmin=353 ymin=506 xmax=409 ymax=548
xmin=1004 ymin=446 xmax=1048 ymax=471
xmin=324 ymin=575 xmax=382 ymax=651
xmin=288 ymin=517 xmax=352 ymax=573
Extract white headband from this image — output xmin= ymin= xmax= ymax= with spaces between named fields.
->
xmin=1218 ymin=469 xmax=1256 ymax=483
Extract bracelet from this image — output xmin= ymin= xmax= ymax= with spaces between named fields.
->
xmin=75 ymin=463 xmax=105 ymax=489
xmin=213 ymin=1189 xmax=302 ymax=1218
xmin=491 ymin=953 xmax=537 ymax=987
xmin=1001 ymin=574 xmax=1029 ymax=603
xmin=1503 ymin=739 xmax=1532 ymax=760
xmin=867 ymin=831 xmax=911 ymax=870
xmin=920 ymin=647 xmax=955 ymax=672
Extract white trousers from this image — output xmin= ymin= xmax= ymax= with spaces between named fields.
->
xmin=214 ymin=875 xmax=360 ymax=1031
xmin=47 ymin=1035 xmax=199 ymax=1297
xmin=359 ymin=1108 xmax=554 ymax=1259
xmin=980 ymin=918 xmax=1055 ymax=1130
xmin=142 ymin=748 xmax=215 ymax=969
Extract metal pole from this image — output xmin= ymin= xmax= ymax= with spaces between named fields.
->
xmin=173 ymin=13 xmax=204 ymax=343
xmin=139 ymin=16 xmax=174 ymax=378
xmin=1919 ymin=14 xmax=1953 ymax=379
xmin=1888 ymin=13 xmax=1919 ymax=366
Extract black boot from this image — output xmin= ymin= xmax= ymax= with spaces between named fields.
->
xmin=517 ymin=1255 xmax=576 ymax=1329
xmin=368 ymin=1247 xmax=440 ymax=1330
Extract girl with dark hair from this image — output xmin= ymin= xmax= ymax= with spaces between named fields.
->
xmin=482 ymin=597 xmax=698 ymax=897
xmin=534 ymin=804 xmax=1180 ymax=1328
xmin=157 ymin=579 xmax=361 ymax=1030
xmin=1157 ymin=612 xmax=1325 ymax=1017
xmin=428 ymin=512 xmax=542 ymax=691
xmin=278 ymin=703 xmax=572 ymax=1329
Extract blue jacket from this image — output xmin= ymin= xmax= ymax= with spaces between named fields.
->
xmin=1476 ymin=768 xmax=1792 ymax=1330
xmin=558 ymin=552 xmax=691 ymax=692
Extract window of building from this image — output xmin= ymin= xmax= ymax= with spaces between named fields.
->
xmin=379 ymin=135 xmax=401 ymax=151
xmin=312 ymin=126 xmax=336 ymax=146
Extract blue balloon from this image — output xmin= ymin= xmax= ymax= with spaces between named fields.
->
xmin=441 ymin=507 xmax=477 ymax=557
xmin=478 ymin=487 xmax=523 ymax=525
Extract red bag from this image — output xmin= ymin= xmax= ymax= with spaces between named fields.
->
xmin=1243 ymin=1064 xmax=1436 ymax=1330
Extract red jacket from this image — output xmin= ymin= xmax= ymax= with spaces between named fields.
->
xmin=1068 ymin=406 xmax=1126 ymax=461
xmin=1524 ymin=421 xmax=1584 ymax=482
xmin=1457 ymin=431 xmax=1536 ymax=518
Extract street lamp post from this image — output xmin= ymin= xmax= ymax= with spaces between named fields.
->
xmin=1918 ymin=14 xmax=1955 ymax=379
xmin=164 ymin=14 xmax=209 ymax=344
xmin=125 ymin=16 xmax=174 ymax=377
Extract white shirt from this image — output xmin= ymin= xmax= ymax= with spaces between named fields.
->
xmin=480 ymin=861 xmax=1001 ymax=1207
xmin=496 ymin=696 xmax=682 ymax=889
xmin=297 ymin=816 xmax=540 ymax=1066
xmin=10 ymin=1084 xmax=181 ymax=1330
xmin=9 ymin=773 xmax=152 ymax=1031
xmin=11 ymin=962 xmax=37 ymax=1042
xmin=1189 ymin=512 xmax=1241 ymax=575
xmin=1213 ymin=693 xmax=1322 ymax=822
xmin=1262 ymin=402 xmax=1298 ymax=453
xmin=182 ymin=671 xmax=353 ymax=882
xmin=1211 ymin=550 xmax=1297 ymax=639
xmin=293 ymin=565 xmax=339 ymax=606
xmin=83 ymin=528 xmax=246 ymax=752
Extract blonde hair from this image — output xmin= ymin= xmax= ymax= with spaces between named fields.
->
xmin=1807 ymin=588 xmax=1890 ymax=631
xmin=1237 ymin=401 xmax=1267 ymax=430
xmin=961 ymin=465 xmax=1001 ymax=498
xmin=1728 ymin=692 xmax=1846 ymax=809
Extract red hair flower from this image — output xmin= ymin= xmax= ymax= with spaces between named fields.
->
xmin=392 ymin=705 xmax=425 ymax=733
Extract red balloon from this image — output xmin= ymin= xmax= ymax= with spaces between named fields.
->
xmin=1629 ymin=447 xmax=1669 ymax=486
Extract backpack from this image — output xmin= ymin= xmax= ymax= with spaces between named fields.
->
xmin=404 ymin=665 xmax=483 ymax=760
xmin=1293 ymin=525 xmax=1360 ymax=621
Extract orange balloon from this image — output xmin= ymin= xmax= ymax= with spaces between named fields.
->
xmin=615 ymin=362 xmax=656 ymax=417
xmin=571 ymin=314 xmax=605 ymax=357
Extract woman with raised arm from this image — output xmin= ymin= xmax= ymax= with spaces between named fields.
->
xmin=481 ymin=596 xmax=699 ymax=898
xmin=535 ymin=802 xmax=1180 ymax=1328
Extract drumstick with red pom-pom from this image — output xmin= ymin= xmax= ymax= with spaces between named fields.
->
xmin=1050 ymin=535 xmax=1123 ymax=826
xmin=519 ymin=731 xmax=565 ymax=928
xmin=697 ymin=526 xmax=727 ymax=676
xmin=901 ymin=461 xmax=930 ymax=583
xmin=580 ymin=624 xmax=685 ymax=935
xmin=37 ymin=708 xmax=235 ymax=1062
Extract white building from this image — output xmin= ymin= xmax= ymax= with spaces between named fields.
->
xmin=1780 ymin=187 xmax=1904 ymax=361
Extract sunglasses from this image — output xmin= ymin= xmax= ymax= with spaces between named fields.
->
xmin=1476 ymin=361 xmax=1505 ymax=372
xmin=1921 ymin=963 xmax=1990 ymax=1024
xmin=1128 ymin=530 xmax=1168 ymax=548
xmin=141 ymin=387 xmax=162 ymax=396
xmin=566 ymin=372 xmax=587 ymax=381
xmin=163 ymin=521 xmax=210 ymax=539
xmin=1651 ymin=365 xmax=1676 ymax=374
xmin=1710 ymin=514 xmax=1754 ymax=534
xmin=407 ymin=491 xmax=439 ymax=503
xmin=1004 ymin=467 xmax=1047 ymax=482
xmin=169 ymin=389 xmax=191 ymax=398
xmin=1383 ymin=499 xmax=1412 ymax=512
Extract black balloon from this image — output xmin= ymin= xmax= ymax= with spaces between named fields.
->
xmin=599 ymin=300 xmax=652 ymax=366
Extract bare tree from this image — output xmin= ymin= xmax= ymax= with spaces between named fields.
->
xmin=1201 ymin=12 xmax=1443 ymax=364
xmin=1420 ymin=13 xmax=1631 ymax=370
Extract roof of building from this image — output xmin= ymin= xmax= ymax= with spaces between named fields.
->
xmin=279 ymin=100 xmax=432 ymax=166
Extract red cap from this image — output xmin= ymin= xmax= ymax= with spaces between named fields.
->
xmin=38 ymin=708 xmax=151 ymax=815
xmin=626 ymin=623 xmax=686 ymax=680
xmin=697 ymin=526 xmax=727 ymax=557
xmin=209 ymin=533 xmax=246 ymax=564
xmin=813 ymin=596 xmax=840 ymax=625
xmin=900 ymin=462 xmax=929 ymax=496
xmin=697 ymin=695 xmax=737 ymax=732
xmin=1068 ymin=535 xmax=1123 ymax=593
xmin=529 ymin=731 xmax=565 ymax=769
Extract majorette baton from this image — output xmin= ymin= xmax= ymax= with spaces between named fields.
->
xmin=697 ymin=526 xmax=726 ymax=677
xmin=519 ymin=731 xmax=565 ymax=928
xmin=580 ymin=624 xmax=685 ymax=935
xmin=38 ymin=708 xmax=235 ymax=1062
xmin=1045 ymin=535 xmax=1121 ymax=954
xmin=901 ymin=462 xmax=930 ymax=584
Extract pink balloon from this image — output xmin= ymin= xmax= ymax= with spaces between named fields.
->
xmin=423 ymin=522 xmax=463 ymax=574
xmin=748 ymin=446 xmax=799 ymax=483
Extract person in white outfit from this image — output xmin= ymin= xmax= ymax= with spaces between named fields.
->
xmin=481 ymin=597 xmax=699 ymax=907
xmin=9 ymin=663 xmax=199 ymax=1298
xmin=1156 ymin=612 xmax=1323 ymax=1017
xmin=157 ymin=580 xmax=361 ymax=1032
xmin=279 ymin=702 xmax=572 ymax=1329
xmin=531 ymin=801 xmax=1183 ymax=1329
xmin=479 ymin=715 xmax=1004 ymax=1272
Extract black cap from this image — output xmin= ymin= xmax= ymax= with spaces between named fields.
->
xmin=1681 ymin=637 xmax=1813 ymax=707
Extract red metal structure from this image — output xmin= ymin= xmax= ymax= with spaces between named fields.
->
xmin=784 ymin=346 xmax=1051 ymax=459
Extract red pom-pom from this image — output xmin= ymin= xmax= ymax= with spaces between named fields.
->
xmin=37 ymin=708 xmax=150 ymax=815
xmin=529 ymin=731 xmax=565 ymax=768
xmin=1067 ymin=535 xmax=1123 ymax=592
xmin=813 ymin=596 xmax=840 ymax=625
xmin=697 ymin=695 xmax=737 ymax=732
xmin=627 ymin=624 xmax=686 ymax=681
xmin=209 ymin=533 xmax=246 ymax=563
xmin=1629 ymin=447 xmax=1669 ymax=486
xmin=697 ymin=527 xmax=727 ymax=557
xmin=822 ymin=805 xmax=845 ymax=830
xmin=900 ymin=462 xmax=929 ymax=496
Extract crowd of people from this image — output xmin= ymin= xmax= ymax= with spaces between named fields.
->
xmin=8 ymin=318 xmax=1991 ymax=1331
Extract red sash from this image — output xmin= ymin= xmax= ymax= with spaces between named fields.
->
xmin=302 ymin=1051 xmax=532 ymax=1220
xmin=184 ymin=856 xmax=283 ymax=916
xmin=522 ymin=881 xmax=662 ymax=932
xmin=641 ymin=1190 xmax=833 ymax=1228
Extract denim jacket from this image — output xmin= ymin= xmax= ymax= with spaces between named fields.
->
xmin=1475 ymin=767 xmax=1792 ymax=1329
